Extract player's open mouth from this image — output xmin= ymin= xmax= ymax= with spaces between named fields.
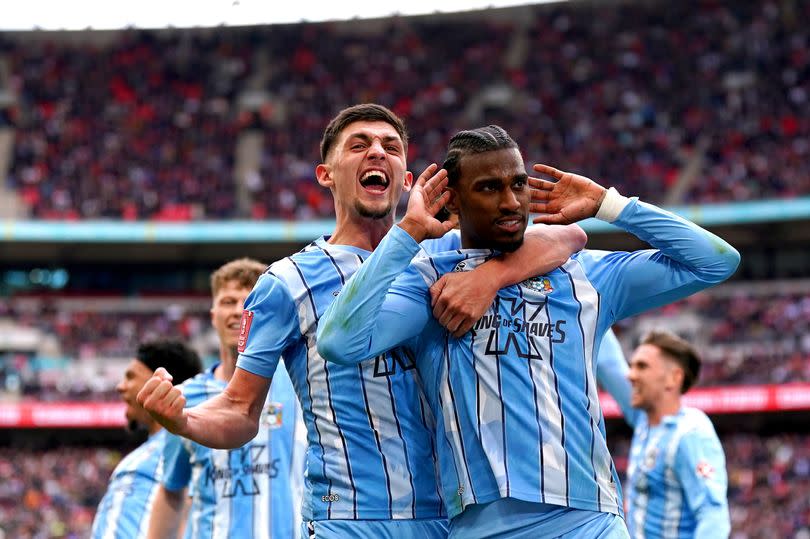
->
xmin=359 ymin=170 xmax=390 ymax=193
xmin=228 ymin=323 xmax=240 ymax=330
xmin=495 ymin=217 xmax=524 ymax=233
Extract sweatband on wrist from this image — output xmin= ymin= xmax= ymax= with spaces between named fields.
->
xmin=595 ymin=187 xmax=630 ymax=222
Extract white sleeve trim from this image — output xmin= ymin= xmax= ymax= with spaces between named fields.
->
xmin=595 ymin=187 xmax=631 ymax=222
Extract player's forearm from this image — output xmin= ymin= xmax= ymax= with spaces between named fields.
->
xmin=606 ymin=191 xmax=740 ymax=284
xmin=147 ymin=487 xmax=185 ymax=539
xmin=595 ymin=330 xmax=639 ymax=427
xmin=181 ymin=391 xmax=260 ymax=449
xmin=318 ymin=226 xmax=422 ymax=364
xmin=485 ymin=224 xmax=587 ymax=288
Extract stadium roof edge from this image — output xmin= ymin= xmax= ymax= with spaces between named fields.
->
xmin=0 ymin=0 xmax=566 ymax=32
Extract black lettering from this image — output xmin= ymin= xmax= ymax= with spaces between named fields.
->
xmin=391 ymin=348 xmax=416 ymax=372
xmin=553 ymin=320 xmax=567 ymax=343
xmin=373 ymin=354 xmax=394 ymax=377
xmin=373 ymin=349 xmax=416 ymax=378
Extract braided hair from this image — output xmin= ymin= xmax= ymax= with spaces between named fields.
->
xmin=441 ymin=125 xmax=519 ymax=185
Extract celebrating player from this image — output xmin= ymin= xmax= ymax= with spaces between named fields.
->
xmin=597 ymin=329 xmax=731 ymax=538
xmin=91 ymin=339 xmax=202 ymax=539
xmin=145 ymin=258 xmax=304 ymax=539
xmin=139 ymin=104 xmax=585 ymax=538
xmin=317 ymin=125 xmax=740 ymax=537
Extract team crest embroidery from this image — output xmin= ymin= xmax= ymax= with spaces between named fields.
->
xmin=522 ymin=276 xmax=554 ymax=294
xmin=696 ymin=461 xmax=715 ymax=479
xmin=237 ymin=310 xmax=254 ymax=353
xmin=262 ymin=402 xmax=283 ymax=429
xmin=452 ymin=261 xmax=468 ymax=272
xmin=644 ymin=447 xmax=659 ymax=470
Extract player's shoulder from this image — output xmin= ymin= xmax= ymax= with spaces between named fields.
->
xmin=413 ymin=248 xmax=490 ymax=274
xmin=676 ymin=407 xmax=720 ymax=441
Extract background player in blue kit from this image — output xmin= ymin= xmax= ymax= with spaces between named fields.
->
xmin=597 ymin=329 xmax=731 ymax=539
xmin=145 ymin=258 xmax=305 ymax=539
xmin=317 ymin=125 xmax=740 ymax=538
xmin=91 ymin=339 xmax=202 ymax=539
xmin=138 ymin=104 xmax=586 ymax=539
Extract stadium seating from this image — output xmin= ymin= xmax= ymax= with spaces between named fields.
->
xmin=2 ymin=0 xmax=808 ymax=219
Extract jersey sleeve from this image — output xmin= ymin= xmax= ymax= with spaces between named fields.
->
xmin=595 ymin=328 xmax=640 ymax=427
xmin=576 ymin=198 xmax=740 ymax=321
xmin=236 ymin=272 xmax=300 ymax=379
xmin=317 ymin=225 xmax=434 ymax=365
xmin=675 ymin=429 xmax=730 ymax=538
xmin=161 ymin=432 xmax=192 ymax=492
xmin=421 ymin=228 xmax=461 ymax=253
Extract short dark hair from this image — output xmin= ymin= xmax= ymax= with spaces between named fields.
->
xmin=319 ymin=103 xmax=408 ymax=162
xmin=136 ymin=339 xmax=202 ymax=385
xmin=641 ymin=330 xmax=702 ymax=393
xmin=442 ymin=125 xmax=519 ymax=185
xmin=210 ymin=258 xmax=266 ymax=297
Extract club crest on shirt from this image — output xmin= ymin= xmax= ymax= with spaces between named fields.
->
xmin=521 ymin=276 xmax=554 ymax=294
xmin=452 ymin=261 xmax=469 ymax=273
xmin=696 ymin=460 xmax=715 ymax=479
xmin=261 ymin=402 xmax=283 ymax=429
xmin=644 ymin=447 xmax=659 ymax=470
xmin=237 ymin=310 xmax=254 ymax=353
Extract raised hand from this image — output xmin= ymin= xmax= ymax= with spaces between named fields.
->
xmin=529 ymin=164 xmax=607 ymax=225
xmin=136 ymin=367 xmax=189 ymax=436
xmin=398 ymin=163 xmax=455 ymax=242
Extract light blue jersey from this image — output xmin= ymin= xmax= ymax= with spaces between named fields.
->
xmin=91 ymin=430 xmax=166 ymax=539
xmin=317 ymin=198 xmax=739 ymax=530
xmin=162 ymin=362 xmax=304 ymax=539
xmin=237 ymin=233 xmax=459 ymax=525
xmin=596 ymin=331 xmax=731 ymax=539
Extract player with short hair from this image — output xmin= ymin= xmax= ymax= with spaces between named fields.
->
xmin=139 ymin=105 xmax=585 ymax=539
xmin=317 ymin=124 xmax=740 ymax=538
xmin=146 ymin=257 xmax=305 ymax=539
xmin=597 ymin=329 xmax=731 ymax=538
xmin=91 ymin=339 xmax=202 ymax=539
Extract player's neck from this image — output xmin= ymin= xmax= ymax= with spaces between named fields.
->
xmin=215 ymin=345 xmax=238 ymax=382
xmin=329 ymin=214 xmax=395 ymax=251
xmin=647 ymin=396 xmax=682 ymax=426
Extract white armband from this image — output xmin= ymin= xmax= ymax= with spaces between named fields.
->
xmin=595 ymin=187 xmax=631 ymax=223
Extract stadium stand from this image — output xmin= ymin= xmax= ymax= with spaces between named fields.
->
xmin=1 ymin=0 xmax=808 ymax=219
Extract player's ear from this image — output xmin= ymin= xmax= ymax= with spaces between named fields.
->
xmin=667 ymin=364 xmax=685 ymax=393
xmin=316 ymin=163 xmax=333 ymax=188
xmin=444 ymin=187 xmax=460 ymax=215
xmin=402 ymin=170 xmax=414 ymax=193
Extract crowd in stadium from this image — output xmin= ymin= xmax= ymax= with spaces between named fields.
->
xmin=2 ymin=0 xmax=808 ymax=220
xmin=0 ymin=447 xmax=119 ymax=538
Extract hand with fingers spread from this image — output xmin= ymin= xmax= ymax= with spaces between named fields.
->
xmin=397 ymin=163 xmax=456 ymax=243
xmin=529 ymin=164 xmax=608 ymax=225
xmin=136 ymin=367 xmax=189 ymax=436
